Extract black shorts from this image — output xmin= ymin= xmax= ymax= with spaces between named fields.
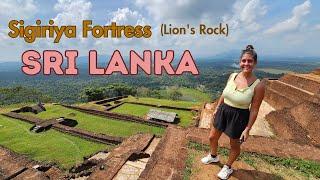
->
xmin=213 ymin=103 xmax=250 ymax=139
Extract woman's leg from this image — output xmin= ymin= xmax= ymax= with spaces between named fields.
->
xmin=226 ymin=138 xmax=241 ymax=166
xmin=209 ymin=127 xmax=223 ymax=155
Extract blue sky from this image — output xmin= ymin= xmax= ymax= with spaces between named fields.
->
xmin=0 ymin=0 xmax=319 ymax=61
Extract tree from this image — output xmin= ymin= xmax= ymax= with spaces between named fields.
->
xmin=169 ymin=89 xmax=182 ymax=101
xmin=83 ymin=87 xmax=104 ymax=101
xmin=104 ymin=83 xmax=137 ymax=97
xmin=136 ymin=87 xmax=150 ymax=97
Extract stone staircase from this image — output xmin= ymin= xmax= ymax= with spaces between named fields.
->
xmin=264 ymin=69 xmax=320 ymax=147
xmin=265 ymin=78 xmax=319 ymax=110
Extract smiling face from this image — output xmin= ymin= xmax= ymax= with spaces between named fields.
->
xmin=239 ymin=53 xmax=256 ymax=73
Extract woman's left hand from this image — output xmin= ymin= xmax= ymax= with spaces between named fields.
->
xmin=240 ymin=128 xmax=250 ymax=142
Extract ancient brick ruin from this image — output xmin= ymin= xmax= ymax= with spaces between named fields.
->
xmin=264 ymin=72 xmax=320 ymax=146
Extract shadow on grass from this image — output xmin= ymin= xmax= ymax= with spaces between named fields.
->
xmin=59 ymin=118 xmax=78 ymax=127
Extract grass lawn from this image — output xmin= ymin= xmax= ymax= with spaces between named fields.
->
xmin=163 ymin=87 xmax=211 ymax=103
xmin=22 ymin=104 xmax=165 ymax=137
xmin=0 ymin=103 xmax=34 ymax=113
xmin=0 ymin=115 xmax=109 ymax=170
xmin=111 ymin=103 xmax=195 ymax=127
xmin=160 ymin=87 xmax=211 ymax=102
xmin=124 ymin=96 xmax=202 ymax=108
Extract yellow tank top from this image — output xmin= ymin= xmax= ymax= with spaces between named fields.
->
xmin=222 ymin=73 xmax=260 ymax=109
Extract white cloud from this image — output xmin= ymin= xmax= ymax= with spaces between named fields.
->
xmin=223 ymin=0 xmax=267 ymax=32
xmin=100 ymin=6 xmax=221 ymax=56
xmin=94 ymin=7 xmax=151 ymax=53
xmin=109 ymin=7 xmax=147 ymax=25
xmin=48 ymin=0 xmax=93 ymax=49
xmin=0 ymin=0 xmax=37 ymax=19
xmin=264 ymin=0 xmax=311 ymax=35
xmin=240 ymin=0 xmax=267 ymax=24
xmin=53 ymin=0 xmax=92 ymax=25
xmin=132 ymin=0 xmax=261 ymax=56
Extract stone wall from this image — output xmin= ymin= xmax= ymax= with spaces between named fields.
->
xmin=3 ymin=112 xmax=123 ymax=145
xmin=125 ymin=101 xmax=198 ymax=111
xmin=61 ymin=104 xmax=168 ymax=128
xmin=94 ymin=96 xmax=128 ymax=105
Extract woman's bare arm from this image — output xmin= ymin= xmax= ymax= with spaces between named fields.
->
xmin=213 ymin=95 xmax=224 ymax=112
xmin=240 ymin=80 xmax=265 ymax=142
xmin=247 ymin=81 xmax=266 ymax=131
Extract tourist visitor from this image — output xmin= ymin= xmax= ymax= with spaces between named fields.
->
xmin=201 ymin=45 xmax=265 ymax=179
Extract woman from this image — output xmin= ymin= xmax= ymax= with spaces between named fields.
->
xmin=201 ymin=45 xmax=265 ymax=179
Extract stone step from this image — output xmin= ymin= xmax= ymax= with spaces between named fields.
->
xmin=265 ymin=109 xmax=315 ymax=146
xmin=89 ymin=134 xmax=154 ymax=180
xmin=268 ymin=80 xmax=319 ymax=105
xmin=126 ymin=161 xmax=147 ymax=170
xmin=279 ymin=73 xmax=320 ymax=94
xmin=13 ymin=169 xmax=48 ymax=180
xmin=0 ymin=146 xmax=63 ymax=179
xmin=264 ymin=86 xmax=296 ymax=110
xmin=289 ymin=102 xmax=320 ymax=145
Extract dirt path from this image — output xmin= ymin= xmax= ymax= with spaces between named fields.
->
xmin=187 ymin=127 xmax=320 ymax=162
xmin=191 ymin=152 xmax=271 ymax=180
xmin=189 ymin=150 xmax=307 ymax=180
xmin=138 ymin=126 xmax=320 ymax=180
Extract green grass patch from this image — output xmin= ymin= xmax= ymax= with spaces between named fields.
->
xmin=125 ymin=96 xmax=201 ymax=108
xmin=187 ymin=141 xmax=320 ymax=178
xmin=250 ymin=154 xmax=320 ymax=178
xmin=22 ymin=104 xmax=165 ymax=137
xmin=0 ymin=115 xmax=108 ymax=170
xmin=0 ymin=102 xmax=33 ymax=113
xmin=187 ymin=141 xmax=228 ymax=156
xmin=172 ymin=87 xmax=211 ymax=103
xmin=111 ymin=103 xmax=195 ymax=127
xmin=183 ymin=150 xmax=198 ymax=180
